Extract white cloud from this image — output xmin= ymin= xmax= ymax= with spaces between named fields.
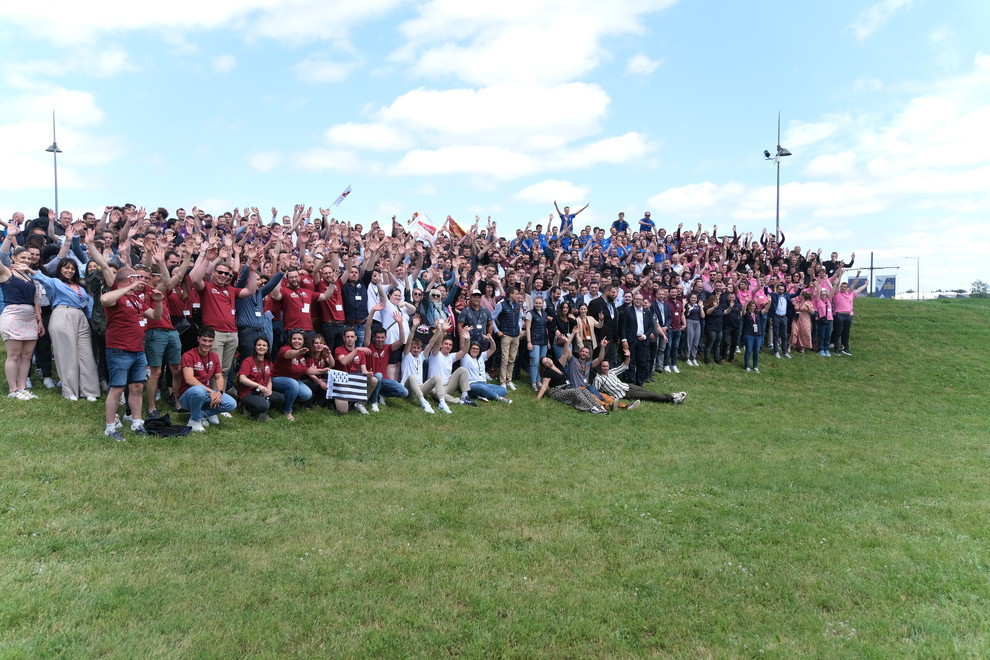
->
xmin=394 ymin=0 xmax=678 ymax=86
xmin=784 ymin=114 xmax=850 ymax=149
xmin=212 ymin=54 xmax=237 ymax=73
xmin=514 ymin=180 xmax=590 ymax=204
xmin=325 ymin=123 xmax=413 ymax=151
xmin=851 ymin=0 xmax=911 ymax=41
xmin=320 ymin=82 xmax=646 ymax=181
xmin=0 ymin=77 xmax=123 ymax=192
xmin=373 ymin=83 xmax=610 ymax=149
xmin=248 ymin=150 xmax=283 ymax=173
xmin=627 ymin=53 xmax=663 ymax=75
xmin=292 ymin=55 xmax=360 ymax=83
xmin=8 ymin=48 xmax=138 ymax=78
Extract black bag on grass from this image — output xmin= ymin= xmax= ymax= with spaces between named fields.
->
xmin=143 ymin=414 xmax=192 ymax=437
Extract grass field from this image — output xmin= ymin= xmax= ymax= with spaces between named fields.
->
xmin=2 ymin=297 xmax=989 ymax=657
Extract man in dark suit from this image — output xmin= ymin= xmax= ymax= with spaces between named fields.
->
xmin=588 ymin=283 xmax=620 ymax=364
xmin=621 ymin=293 xmax=663 ymax=386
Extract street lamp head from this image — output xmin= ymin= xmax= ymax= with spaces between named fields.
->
xmin=776 ymin=145 xmax=791 ymax=157
xmin=45 ymin=142 xmax=62 ymax=154
xmin=763 ymin=149 xmax=771 ymax=159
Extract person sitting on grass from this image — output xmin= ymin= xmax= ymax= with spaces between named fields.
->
xmin=400 ymin=315 xmax=454 ymax=414
xmin=426 ymin=322 xmax=478 ymax=408
xmin=237 ymin=336 xmax=284 ymax=421
xmin=593 ymin=344 xmax=687 ymax=408
xmin=535 ymin=355 xmax=608 ymax=415
xmin=333 ymin=327 xmax=378 ymax=415
xmin=461 ymin=333 xmax=512 ymax=404
xmin=179 ymin=326 xmax=237 ymax=432
xmin=364 ymin=303 xmax=410 ymax=412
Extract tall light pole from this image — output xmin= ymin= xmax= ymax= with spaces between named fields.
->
xmin=45 ymin=110 xmax=62 ymax=220
xmin=904 ymin=256 xmax=920 ymax=300
xmin=764 ymin=112 xmax=791 ymax=241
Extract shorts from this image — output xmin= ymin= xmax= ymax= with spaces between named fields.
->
xmin=145 ymin=328 xmax=182 ymax=366
xmin=107 ymin=348 xmax=149 ymax=388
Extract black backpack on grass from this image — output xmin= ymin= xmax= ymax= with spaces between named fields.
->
xmin=143 ymin=414 xmax=192 ymax=437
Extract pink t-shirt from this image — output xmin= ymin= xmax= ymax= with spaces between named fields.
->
xmin=833 ymin=290 xmax=856 ymax=315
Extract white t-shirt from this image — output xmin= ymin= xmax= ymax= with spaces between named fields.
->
xmin=428 ymin=351 xmax=454 ymax=385
xmin=401 ymin=350 xmax=425 ymax=386
xmin=462 ymin=352 xmax=489 ymax=384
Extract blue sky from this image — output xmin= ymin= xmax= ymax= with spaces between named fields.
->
xmin=1 ymin=0 xmax=988 ymax=292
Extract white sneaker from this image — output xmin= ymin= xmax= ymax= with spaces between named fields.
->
xmin=86 ymin=396 xmax=98 ymax=402
xmin=370 ymin=402 xmax=380 ymax=413
xmin=627 ymin=399 xmax=641 ymax=411
xmin=497 ymin=396 xmax=513 ymax=404
xmin=114 ymin=414 xmax=123 ymax=429
xmin=506 ymin=382 xmax=516 ymax=391
xmin=421 ymin=400 xmax=435 ymax=414
xmin=775 ymin=351 xmax=781 ymax=359
xmin=43 ymin=377 xmax=56 ymax=389
xmin=754 ymin=367 xmax=760 ymax=373
xmin=783 ymin=352 xmax=792 ymax=359
xmin=664 ymin=366 xmax=671 ymax=373
xmin=65 ymin=395 xmax=78 ymax=401
xmin=220 ymin=411 xmax=233 ymax=418
xmin=532 ymin=383 xmax=540 ymax=392
xmin=187 ymin=419 xmax=207 ymax=432
xmin=25 ymin=377 xmax=32 ymax=389
xmin=207 ymin=415 xmax=220 ymax=426
xmin=354 ymin=403 xmax=369 ymax=415
xmin=672 ymin=365 xmax=680 ymax=374
xmin=22 ymin=390 xmax=37 ymax=400
xmin=438 ymin=400 xmax=453 ymax=414
xmin=673 ymin=392 xmax=687 ymax=404
xmin=377 ymin=398 xmax=386 ymax=407
xmin=746 ymin=367 xmax=751 ymax=372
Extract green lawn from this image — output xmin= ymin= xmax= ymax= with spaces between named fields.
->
xmin=2 ymin=298 xmax=989 ymax=657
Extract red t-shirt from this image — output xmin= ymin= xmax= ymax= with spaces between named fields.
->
xmin=199 ymin=283 xmax=242 ymax=332
xmin=147 ymin=288 xmax=175 ymax=331
xmin=274 ymin=345 xmax=311 ymax=379
xmin=280 ymin=285 xmax=314 ymax=331
xmin=334 ymin=345 xmax=365 ymax=374
xmin=237 ymin=356 xmax=273 ymax=399
xmin=105 ymin=287 xmax=153 ymax=352
xmin=179 ymin=349 xmax=221 ymax=396
xmin=315 ymin=278 xmax=345 ymax=322
xmin=366 ymin=344 xmax=390 ymax=375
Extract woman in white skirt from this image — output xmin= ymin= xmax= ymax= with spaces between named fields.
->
xmin=32 ymin=258 xmax=100 ymax=401
xmin=0 ymin=248 xmax=43 ymax=400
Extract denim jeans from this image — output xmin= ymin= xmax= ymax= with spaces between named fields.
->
xmin=178 ymin=385 xmax=237 ymax=422
xmin=271 ymin=376 xmax=312 ymax=413
xmin=371 ymin=373 xmax=408 ymax=403
xmin=469 ymin=382 xmax=507 ymax=399
xmin=771 ymin=315 xmax=789 ymax=353
xmin=817 ymin=319 xmax=833 ymax=352
xmin=528 ymin=343 xmax=548 ymax=384
xmin=742 ymin=334 xmax=764 ymax=369
xmin=665 ymin=328 xmax=683 ymax=366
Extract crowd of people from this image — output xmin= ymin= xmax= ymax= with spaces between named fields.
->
xmin=0 ymin=203 xmax=867 ymax=439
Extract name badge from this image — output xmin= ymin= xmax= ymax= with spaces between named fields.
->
xmin=193 ymin=303 xmax=201 ymax=309
xmin=183 ymin=310 xmax=191 ymax=317
xmin=355 ymin=295 xmax=362 ymax=301
xmin=752 ymin=323 xmax=759 ymax=333
xmin=139 ymin=318 xmax=147 ymax=327
xmin=255 ymin=311 xmax=262 ymax=317
xmin=301 ymin=303 xmax=310 ymax=314
xmin=335 ymin=304 xmax=343 ymax=311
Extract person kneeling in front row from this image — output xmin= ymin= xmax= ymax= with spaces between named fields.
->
xmin=179 ymin=326 xmax=237 ymax=432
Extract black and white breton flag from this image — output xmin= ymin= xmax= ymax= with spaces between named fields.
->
xmin=326 ymin=370 xmax=368 ymax=402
